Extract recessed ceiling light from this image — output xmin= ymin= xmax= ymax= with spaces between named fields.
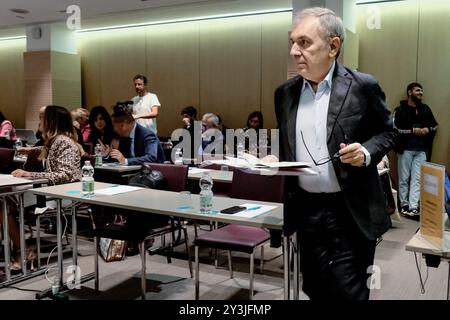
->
xmin=16 ymin=15 xmax=25 ymax=19
xmin=10 ymin=8 xmax=30 ymax=14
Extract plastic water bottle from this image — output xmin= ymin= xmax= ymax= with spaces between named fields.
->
xmin=237 ymin=141 xmax=245 ymax=159
xmin=14 ymin=138 xmax=22 ymax=149
xmin=174 ymin=148 xmax=183 ymax=165
xmin=199 ymin=173 xmax=213 ymax=214
xmin=94 ymin=143 xmax=103 ymax=166
xmin=81 ymin=160 xmax=95 ymax=196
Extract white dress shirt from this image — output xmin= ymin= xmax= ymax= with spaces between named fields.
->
xmin=295 ymin=61 xmax=342 ymax=193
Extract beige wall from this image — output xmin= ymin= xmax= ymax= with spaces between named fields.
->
xmin=78 ymin=12 xmax=291 ymax=137
xmin=0 ymin=39 xmax=26 ymax=128
xmin=357 ymin=0 xmax=449 ymax=171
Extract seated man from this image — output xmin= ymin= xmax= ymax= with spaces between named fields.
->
xmin=102 ymin=102 xmax=164 ymax=165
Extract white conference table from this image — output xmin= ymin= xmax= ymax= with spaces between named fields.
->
xmin=30 ymin=181 xmax=290 ymax=299
xmin=0 ymin=175 xmax=47 ymax=285
xmin=405 ymin=231 xmax=450 ymax=299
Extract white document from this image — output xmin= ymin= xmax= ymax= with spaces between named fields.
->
xmin=226 ymin=203 xmax=278 ymax=218
xmin=207 ymin=154 xmax=311 ymax=170
xmin=95 ymin=185 xmax=143 ymax=196
xmin=188 ymin=168 xmax=213 ymax=175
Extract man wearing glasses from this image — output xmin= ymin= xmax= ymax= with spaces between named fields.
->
xmin=275 ymin=8 xmax=396 ymax=300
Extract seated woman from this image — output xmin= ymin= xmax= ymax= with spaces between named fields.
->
xmin=198 ymin=113 xmax=224 ymax=162
xmin=88 ymin=106 xmax=119 ymax=153
xmin=0 ymin=111 xmax=17 ymax=141
xmin=243 ymin=111 xmax=268 ymax=155
xmin=71 ymin=108 xmax=91 ymax=145
xmin=2 ymin=106 xmax=83 ymax=270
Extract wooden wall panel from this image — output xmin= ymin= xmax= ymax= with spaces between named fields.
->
xmin=356 ymin=0 xmax=419 ymax=110
xmin=78 ymin=33 xmax=102 ymax=108
xmin=261 ymin=12 xmax=291 ymax=130
xmin=199 ymin=15 xmax=262 ymax=130
xmin=417 ymin=0 xmax=450 ymax=169
xmin=146 ymin=23 xmax=200 ymax=137
xmin=51 ymin=51 xmax=81 ymax=110
xmin=23 ymin=51 xmax=52 ymax=130
xmin=77 ymin=13 xmax=291 ymax=135
xmin=0 ymin=39 xmax=26 ymax=128
xmin=98 ymin=30 xmax=147 ymax=111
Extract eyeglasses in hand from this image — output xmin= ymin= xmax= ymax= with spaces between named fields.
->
xmin=300 ymin=120 xmax=349 ymax=166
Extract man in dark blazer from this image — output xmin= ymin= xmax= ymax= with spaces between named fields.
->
xmin=107 ymin=102 xmax=165 ymax=165
xmin=275 ymin=8 xmax=396 ymax=300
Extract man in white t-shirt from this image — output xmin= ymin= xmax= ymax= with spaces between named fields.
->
xmin=131 ymin=74 xmax=161 ymax=134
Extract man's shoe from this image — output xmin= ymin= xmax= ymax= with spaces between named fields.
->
xmin=410 ymin=208 xmax=420 ymax=216
xmin=400 ymin=206 xmax=410 ymax=216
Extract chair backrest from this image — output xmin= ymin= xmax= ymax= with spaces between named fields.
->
xmin=230 ymin=169 xmax=284 ymax=203
xmin=143 ymin=163 xmax=188 ymax=192
xmin=15 ymin=129 xmax=37 ymax=146
xmin=0 ymin=147 xmax=15 ymax=174
xmin=23 ymin=150 xmax=44 ymax=172
xmin=0 ymin=138 xmax=14 ymax=149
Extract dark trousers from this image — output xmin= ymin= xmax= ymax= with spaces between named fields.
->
xmin=295 ymin=188 xmax=376 ymax=300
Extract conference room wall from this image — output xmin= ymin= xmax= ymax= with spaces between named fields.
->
xmin=78 ymin=12 xmax=291 ymax=137
xmin=0 ymin=39 xmax=26 ymax=129
xmin=357 ymin=0 xmax=450 ymax=172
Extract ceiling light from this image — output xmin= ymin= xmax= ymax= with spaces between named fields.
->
xmin=78 ymin=8 xmax=292 ymax=33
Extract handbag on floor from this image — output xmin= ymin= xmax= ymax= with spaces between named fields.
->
xmin=98 ymin=215 xmax=128 ymax=262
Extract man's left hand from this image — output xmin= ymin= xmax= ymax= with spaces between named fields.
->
xmin=339 ymin=143 xmax=365 ymax=167
xmin=111 ymin=149 xmax=126 ymax=165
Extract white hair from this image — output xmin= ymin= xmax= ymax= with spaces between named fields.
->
xmin=293 ymin=7 xmax=346 ymax=57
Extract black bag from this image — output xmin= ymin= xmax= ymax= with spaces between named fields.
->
xmin=124 ymin=164 xmax=170 ymax=255
xmin=128 ymin=164 xmax=169 ymax=190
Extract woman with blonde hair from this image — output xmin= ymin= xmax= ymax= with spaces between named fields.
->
xmin=72 ymin=107 xmax=91 ymax=144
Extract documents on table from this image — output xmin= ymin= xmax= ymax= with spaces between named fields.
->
xmin=188 ymin=168 xmax=213 ymax=175
xmin=95 ymin=185 xmax=143 ymax=196
xmin=221 ymin=203 xmax=277 ymax=218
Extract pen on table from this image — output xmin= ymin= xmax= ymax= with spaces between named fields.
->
xmin=246 ymin=206 xmax=262 ymax=211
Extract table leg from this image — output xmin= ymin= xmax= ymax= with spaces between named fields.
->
xmin=18 ymin=194 xmax=27 ymax=276
xmin=293 ymin=233 xmax=299 ymax=300
xmin=56 ymin=199 xmax=63 ymax=287
xmin=72 ymin=203 xmax=78 ymax=268
xmin=2 ymin=199 xmax=11 ymax=280
xmin=283 ymin=235 xmax=290 ymax=300
xmin=447 ymin=262 xmax=450 ymax=300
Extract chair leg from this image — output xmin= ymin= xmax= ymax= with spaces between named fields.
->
xmin=140 ymin=241 xmax=146 ymax=300
xmin=214 ymin=249 xmax=218 ymax=268
xmin=260 ymin=245 xmax=264 ymax=274
xmin=227 ymin=251 xmax=233 ymax=279
xmin=94 ymin=236 xmax=99 ymax=294
xmin=249 ymin=250 xmax=254 ymax=300
xmin=195 ymin=245 xmax=199 ymax=300
xmin=36 ymin=215 xmax=41 ymax=270
xmin=183 ymin=227 xmax=193 ymax=278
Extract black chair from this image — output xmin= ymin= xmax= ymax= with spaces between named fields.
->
xmin=0 ymin=148 xmax=15 ymax=173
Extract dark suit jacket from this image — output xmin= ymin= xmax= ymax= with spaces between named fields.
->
xmin=275 ymin=63 xmax=397 ymax=240
xmin=119 ymin=123 xmax=165 ymax=165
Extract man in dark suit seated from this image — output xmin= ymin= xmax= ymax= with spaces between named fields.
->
xmin=102 ymin=102 xmax=164 ymax=165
